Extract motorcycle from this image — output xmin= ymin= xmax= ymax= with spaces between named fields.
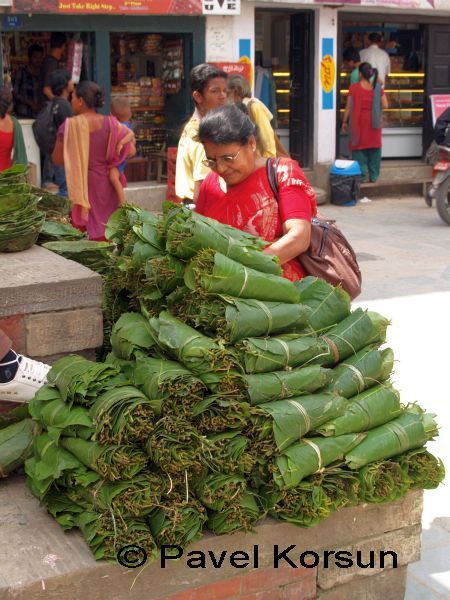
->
xmin=425 ymin=145 xmax=450 ymax=225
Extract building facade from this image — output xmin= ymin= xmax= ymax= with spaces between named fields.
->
xmin=1 ymin=0 xmax=449 ymax=183
xmin=204 ymin=0 xmax=450 ymax=182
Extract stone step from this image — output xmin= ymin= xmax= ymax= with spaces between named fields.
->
xmin=314 ymin=186 xmax=328 ymax=205
xmin=124 ymin=182 xmax=166 ymax=213
xmin=0 ymin=475 xmax=422 ymax=600
xmin=0 ymin=246 xmax=103 ymax=360
xmin=365 ymin=161 xmax=433 ymax=189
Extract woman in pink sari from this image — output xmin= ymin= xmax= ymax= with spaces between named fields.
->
xmin=52 ymin=81 xmax=135 ymax=240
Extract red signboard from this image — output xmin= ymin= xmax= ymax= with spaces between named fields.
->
xmin=12 ymin=0 xmax=202 ymax=14
xmin=212 ymin=62 xmax=252 ymax=84
xmin=430 ymin=95 xmax=450 ymax=125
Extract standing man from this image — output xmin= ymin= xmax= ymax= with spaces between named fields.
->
xmin=343 ymin=48 xmax=361 ymax=85
xmin=175 ymin=64 xmax=227 ymax=204
xmin=49 ymin=69 xmax=74 ymax=197
xmin=39 ymin=32 xmax=67 ymax=110
xmin=13 ymin=44 xmax=43 ymax=119
xmin=360 ymin=33 xmax=391 ymax=86
xmin=38 ymin=32 xmax=67 ymax=187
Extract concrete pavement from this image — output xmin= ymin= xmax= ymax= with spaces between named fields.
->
xmin=320 ymin=196 xmax=450 ymax=599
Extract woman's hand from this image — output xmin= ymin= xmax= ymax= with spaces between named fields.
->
xmin=52 ymin=139 xmax=64 ymax=166
xmin=341 ymin=122 xmax=348 ymax=133
xmin=263 ymin=218 xmax=311 ymax=264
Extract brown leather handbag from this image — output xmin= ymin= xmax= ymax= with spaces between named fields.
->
xmin=266 ymin=158 xmax=362 ymax=299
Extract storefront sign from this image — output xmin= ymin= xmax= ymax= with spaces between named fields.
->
xmin=12 ymin=0 xmax=203 ymax=14
xmin=2 ymin=15 xmax=22 ymax=29
xmin=313 ymin=0 xmax=435 ymax=6
xmin=249 ymin=0 xmax=440 ymax=9
xmin=213 ymin=62 xmax=252 ymax=84
xmin=430 ymin=95 xmax=450 ymax=125
xmin=202 ymin=0 xmax=240 ymax=15
xmin=321 ymin=38 xmax=335 ymax=111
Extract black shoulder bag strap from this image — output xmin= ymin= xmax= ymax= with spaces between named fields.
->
xmin=265 ymin=157 xmax=280 ymax=199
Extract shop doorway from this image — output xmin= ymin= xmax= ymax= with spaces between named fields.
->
xmin=338 ymin=20 xmax=426 ymax=160
xmin=255 ymin=9 xmax=314 ymax=167
xmin=423 ymin=24 xmax=450 ymax=152
xmin=109 ymin=32 xmax=191 ymax=181
xmin=1 ymin=30 xmax=94 ymax=108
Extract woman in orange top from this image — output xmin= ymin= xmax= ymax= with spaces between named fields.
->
xmin=0 ymin=87 xmax=27 ymax=172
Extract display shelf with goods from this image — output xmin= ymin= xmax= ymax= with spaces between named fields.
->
xmin=1 ymin=32 xmax=49 ymax=87
xmin=339 ymin=22 xmax=425 ymax=158
xmin=273 ymin=68 xmax=290 ymax=152
xmin=339 ymin=70 xmax=425 ymax=158
xmin=110 ymin=34 xmax=185 ymax=178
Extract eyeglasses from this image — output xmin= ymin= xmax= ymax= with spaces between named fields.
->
xmin=202 ymin=147 xmax=243 ymax=169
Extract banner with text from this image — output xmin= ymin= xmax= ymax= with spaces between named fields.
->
xmin=12 ymin=0 xmax=203 ymax=14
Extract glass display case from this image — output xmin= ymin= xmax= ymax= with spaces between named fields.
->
xmin=339 ymin=71 xmax=424 ymax=128
xmin=272 ymin=68 xmax=290 ymax=151
xmin=339 ymin=71 xmax=425 ymax=158
xmin=273 ymin=68 xmax=290 ymax=128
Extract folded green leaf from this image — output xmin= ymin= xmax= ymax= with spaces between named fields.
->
xmin=110 ymin=312 xmax=156 ymax=360
xmin=294 ymin=276 xmax=351 ymax=332
xmin=236 ymin=334 xmax=328 ymax=374
xmin=274 ymin=433 xmax=365 ymax=488
xmin=0 ymin=419 xmax=40 ymax=477
xmin=316 ymin=385 xmax=401 ymax=437
xmin=176 ymin=294 xmax=310 ymax=344
xmin=165 ymin=206 xmax=281 ymax=275
xmin=345 ymin=408 xmax=437 ymax=470
xmin=61 ymin=437 xmax=147 ymax=481
xmin=185 ymin=250 xmax=300 ymax=304
xmin=325 ymin=346 xmax=394 ymax=398
xmin=249 ymin=393 xmax=349 ymax=453
xmin=242 ymin=365 xmax=332 ymax=405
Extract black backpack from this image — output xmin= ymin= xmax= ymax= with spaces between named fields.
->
xmin=32 ymin=100 xmax=57 ymax=154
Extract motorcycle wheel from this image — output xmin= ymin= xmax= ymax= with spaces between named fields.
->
xmin=436 ymin=178 xmax=450 ymax=225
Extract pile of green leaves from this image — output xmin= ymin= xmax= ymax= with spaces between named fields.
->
xmin=0 ymin=165 xmax=45 ymax=252
xmin=42 ymin=240 xmax=114 ymax=275
xmin=18 ymin=203 xmax=443 ymax=565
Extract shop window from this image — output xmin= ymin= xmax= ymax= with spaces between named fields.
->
xmin=110 ymin=33 xmax=185 ymax=179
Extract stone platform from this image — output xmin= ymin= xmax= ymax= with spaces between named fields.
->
xmin=0 ymin=474 xmax=422 ymax=600
xmin=0 ymin=245 xmax=103 ymax=363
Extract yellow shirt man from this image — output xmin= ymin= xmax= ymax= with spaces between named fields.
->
xmin=175 ymin=110 xmax=210 ymax=201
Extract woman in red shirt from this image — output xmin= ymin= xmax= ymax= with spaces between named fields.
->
xmin=0 ymin=87 xmax=27 ymax=172
xmin=196 ymin=104 xmax=317 ymax=281
xmin=341 ymin=62 xmax=388 ymax=183
xmin=0 ymin=88 xmax=14 ymax=172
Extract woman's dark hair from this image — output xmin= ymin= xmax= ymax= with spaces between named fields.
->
xmin=189 ymin=63 xmax=227 ymax=96
xmin=75 ymin=81 xmax=105 ymax=109
xmin=343 ymin=47 xmax=360 ymax=64
xmin=28 ymin=44 xmax=43 ymax=59
xmin=198 ymin=103 xmax=256 ymax=146
xmin=50 ymin=69 xmax=71 ymax=97
xmin=50 ymin=32 xmax=67 ymax=49
xmin=359 ymin=62 xmax=379 ymax=89
xmin=0 ymin=87 xmax=12 ymax=118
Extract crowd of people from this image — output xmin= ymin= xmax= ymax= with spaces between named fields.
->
xmin=0 ymin=31 xmax=392 ymax=242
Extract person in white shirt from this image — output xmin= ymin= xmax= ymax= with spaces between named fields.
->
xmin=360 ymin=33 xmax=391 ymax=86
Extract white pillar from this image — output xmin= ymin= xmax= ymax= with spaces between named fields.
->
xmin=205 ymin=2 xmax=255 ymax=63
xmin=313 ymin=6 xmax=338 ymax=165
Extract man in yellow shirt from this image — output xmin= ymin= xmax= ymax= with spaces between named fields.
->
xmin=175 ymin=64 xmax=228 ymax=203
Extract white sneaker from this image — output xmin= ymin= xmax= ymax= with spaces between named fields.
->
xmin=0 ymin=356 xmax=51 ymax=403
